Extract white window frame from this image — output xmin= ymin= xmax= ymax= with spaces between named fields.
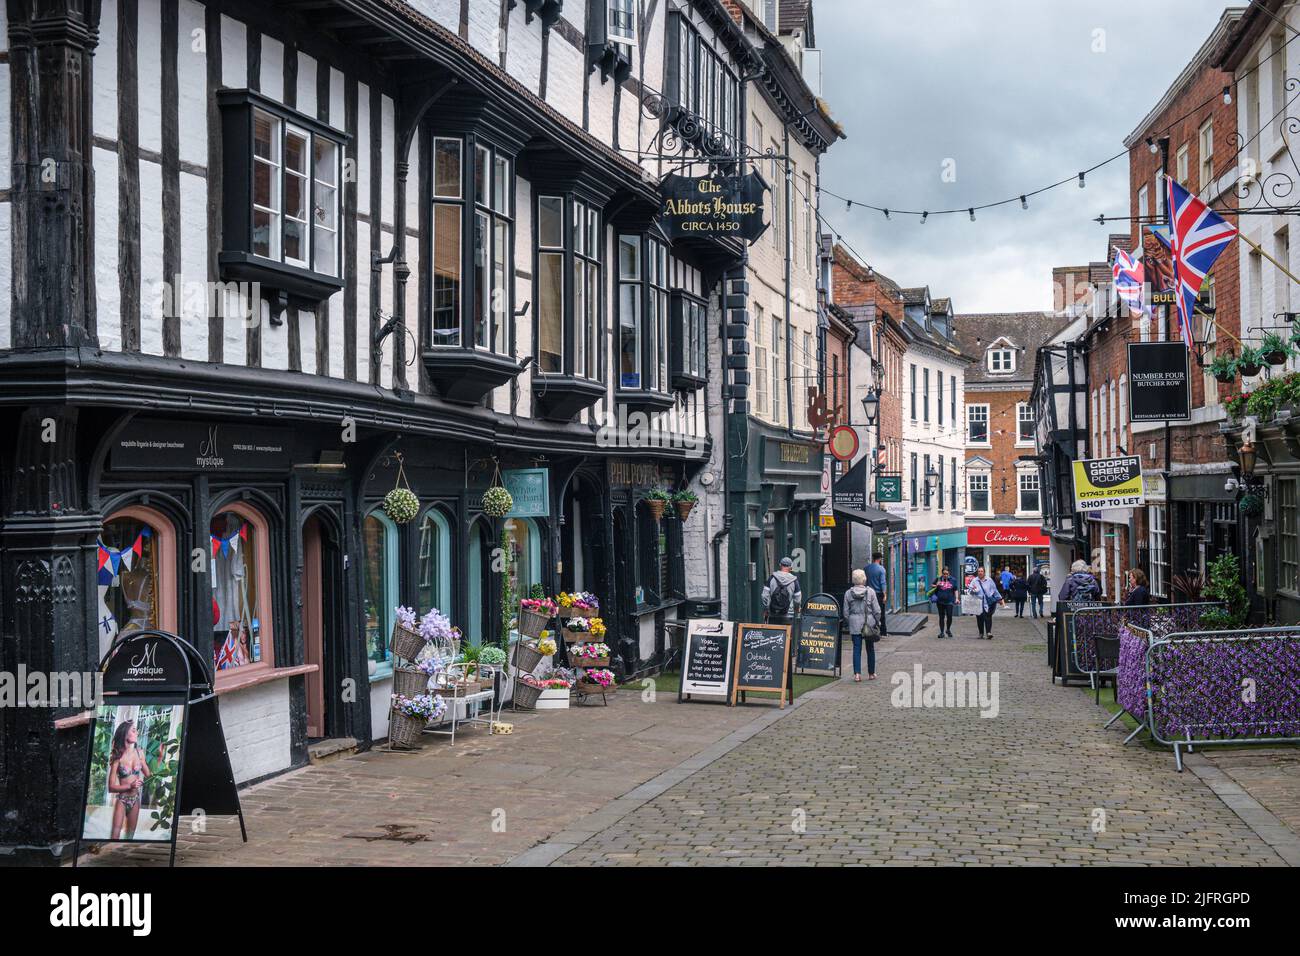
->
xmin=1016 ymin=469 xmax=1040 ymax=516
xmin=967 ymin=470 xmax=992 ymax=516
xmin=1015 ymin=402 xmax=1034 ymax=446
xmin=967 ymin=403 xmax=990 ymax=445
xmin=1148 ymin=504 xmax=1168 ymax=599
xmin=1137 ymin=185 xmax=1148 ymax=225
xmin=1199 ymin=119 xmax=1214 ymax=193
xmin=608 ymin=0 xmax=636 ymax=45
xmin=987 ymin=348 xmax=1015 ymax=374
xmin=1176 ymin=143 xmax=1190 ymax=185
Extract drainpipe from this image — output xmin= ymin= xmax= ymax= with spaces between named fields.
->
xmin=783 ymin=121 xmax=795 ymax=433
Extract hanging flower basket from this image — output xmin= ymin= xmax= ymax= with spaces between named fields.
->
xmin=673 ymin=491 xmax=698 ymax=521
xmin=518 ymin=598 xmax=556 ymax=638
xmin=646 ymin=498 xmax=667 ymax=521
xmin=388 ymin=711 xmax=425 ymax=749
xmin=1240 ymin=492 xmax=1266 ymax=518
xmin=381 ymin=453 xmax=419 ymax=524
xmin=513 ymin=640 xmax=544 ymax=673
xmin=393 ymin=666 xmax=428 ymax=698
xmin=482 ymin=485 xmax=514 ymax=518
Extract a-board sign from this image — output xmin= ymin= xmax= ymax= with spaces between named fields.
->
xmin=796 ymin=593 xmax=841 ymax=674
xmin=679 ymin=619 xmax=735 ymax=701
xmin=732 ymin=623 xmax=793 ymax=707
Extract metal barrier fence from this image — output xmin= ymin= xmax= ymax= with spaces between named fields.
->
xmin=1068 ymin=602 xmax=1219 ymax=685
xmin=1123 ymin=624 xmax=1300 ymax=771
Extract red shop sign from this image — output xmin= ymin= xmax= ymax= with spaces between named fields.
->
xmin=967 ymin=525 xmax=1050 ymax=548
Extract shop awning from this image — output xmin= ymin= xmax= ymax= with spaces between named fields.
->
xmin=833 ymin=502 xmax=906 ymax=532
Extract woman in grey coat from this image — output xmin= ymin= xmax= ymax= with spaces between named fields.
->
xmin=843 ymin=568 xmax=882 ymax=682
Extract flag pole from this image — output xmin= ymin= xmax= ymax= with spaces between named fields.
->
xmin=1234 ymin=231 xmax=1300 ymax=287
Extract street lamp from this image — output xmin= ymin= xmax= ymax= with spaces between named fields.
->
xmin=924 ymin=463 xmax=940 ymax=504
xmin=861 ymin=390 xmax=879 ymax=426
xmin=1239 ymin=441 xmax=1257 ymax=477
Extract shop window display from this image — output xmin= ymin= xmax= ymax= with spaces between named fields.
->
xmin=210 ymin=511 xmax=264 ymax=672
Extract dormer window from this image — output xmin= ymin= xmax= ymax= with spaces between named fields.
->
xmin=987 ymin=348 xmax=1016 ymax=374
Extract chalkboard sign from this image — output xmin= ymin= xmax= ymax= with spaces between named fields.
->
xmin=732 ymin=623 xmax=793 ymax=708
xmin=679 ymin=619 xmax=735 ymax=702
xmin=796 ymin=593 xmax=841 ymax=674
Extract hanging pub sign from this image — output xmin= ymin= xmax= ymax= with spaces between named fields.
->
xmin=678 ymin=619 xmax=736 ymax=703
xmin=502 ymin=467 xmax=550 ymax=518
xmin=659 ymin=172 xmax=767 ymax=243
xmin=1127 ymin=342 xmax=1191 ymax=422
xmin=732 ymin=623 xmax=793 ymax=708
xmin=875 ymin=474 xmax=903 ymax=503
xmin=795 ymin=593 xmax=841 ymax=675
xmin=1071 ymin=456 xmax=1145 ymax=512
xmin=75 ymin=629 xmax=246 ymax=867
xmin=833 ymin=456 xmax=869 ymax=511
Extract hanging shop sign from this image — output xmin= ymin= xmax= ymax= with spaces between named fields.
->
xmin=76 ymin=630 xmax=246 ymax=867
xmin=967 ymin=525 xmax=1051 ymax=548
xmin=1072 ymin=456 xmax=1145 ymax=512
xmin=833 ymin=456 xmax=869 ymax=511
xmin=110 ymin=420 xmax=297 ymax=472
xmin=795 ymin=593 xmax=841 ymax=675
xmin=731 ymin=623 xmax=793 ymax=708
xmin=1127 ymin=342 xmax=1191 ymax=422
xmin=678 ymin=619 xmax=736 ymax=702
xmin=502 ymin=467 xmax=550 ymax=518
xmin=828 ymin=425 xmax=859 ymax=461
xmin=875 ymin=474 xmax=903 ymax=503
xmin=659 ymin=172 xmax=767 ymax=243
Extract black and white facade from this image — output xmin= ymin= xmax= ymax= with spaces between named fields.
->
xmin=0 ymin=0 xmax=840 ymax=861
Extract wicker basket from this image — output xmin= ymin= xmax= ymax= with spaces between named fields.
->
xmin=571 ymin=656 xmax=610 ymax=668
xmin=513 ymin=640 xmax=544 ymax=673
xmin=390 ymin=622 xmax=427 ymax=662
xmin=388 ymin=710 xmax=426 ymax=749
xmin=576 ymin=680 xmax=617 ymax=696
xmin=513 ymin=680 xmax=544 ymax=709
xmin=393 ymin=666 xmax=428 ymax=697
xmin=518 ymin=606 xmax=551 ymax=638
xmin=562 ymin=606 xmax=599 ymax=618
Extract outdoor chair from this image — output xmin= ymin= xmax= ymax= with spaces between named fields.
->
xmin=1093 ymin=633 xmax=1121 ymax=706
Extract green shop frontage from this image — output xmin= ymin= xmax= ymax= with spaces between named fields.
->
xmin=727 ymin=418 xmax=826 ymax=622
xmin=902 ymin=528 xmax=968 ymax=610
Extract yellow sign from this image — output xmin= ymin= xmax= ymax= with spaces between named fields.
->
xmin=1071 ymin=456 xmax=1145 ymax=511
xmin=819 ymin=514 xmax=836 ymax=528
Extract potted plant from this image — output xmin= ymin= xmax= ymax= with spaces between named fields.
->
xmin=536 ymin=668 xmax=574 ymax=709
xmin=513 ymin=630 xmax=554 ymax=672
xmin=1237 ymin=346 xmax=1265 ymax=378
xmin=1261 ymin=332 xmax=1292 ymax=366
xmin=1209 ymin=352 xmax=1238 ymax=385
xmin=673 ymin=489 xmax=698 ymax=521
xmin=518 ymin=596 xmax=557 ymax=637
xmin=561 ymin=615 xmax=604 ymax=643
xmin=570 ymin=642 xmax=612 ymax=667
xmin=556 ymin=591 xmax=600 ymax=618
xmin=576 ymin=667 xmax=617 ymax=696
xmin=1199 ymin=553 xmax=1250 ymax=629
xmin=645 ymin=488 xmax=671 ymax=521
xmin=390 ymin=605 xmax=427 ymax=662
xmin=512 ymin=672 xmax=546 ymax=709
xmin=1239 ymin=491 xmax=1265 ymax=518
xmin=389 ymin=693 xmax=446 ymax=749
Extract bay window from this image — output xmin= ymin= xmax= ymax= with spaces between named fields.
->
xmin=671 ymin=292 xmax=708 ymax=390
xmin=218 ymin=90 xmax=345 ymax=301
xmin=666 ymin=12 xmax=741 ymax=158
xmin=616 ymin=233 xmax=672 ymax=405
xmin=431 ymin=136 xmax=513 ymax=354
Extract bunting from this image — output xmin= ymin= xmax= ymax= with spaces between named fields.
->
xmin=210 ymin=522 xmax=249 ymax=559
xmin=96 ymin=527 xmax=152 ymax=586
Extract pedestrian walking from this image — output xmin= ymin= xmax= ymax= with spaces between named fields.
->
xmin=967 ymin=566 xmax=1002 ymax=639
xmin=1058 ymin=559 xmax=1102 ymax=603
xmin=1123 ymin=568 xmax=1151 ymax=607
xmin=999 ymin=565 xmax=1013 ymax=597
xmin=1026 ymin=566 xmax=1048 ymax=618
xmin=865 ymin=553 xmax=888 ymax=638
xmin=842 ymin=569 xmax=882 ymax=682
xmin=927 ymin=567 xmax=958 ymax=638
xmin=762 ymin=556 xmax=803 ymax=625
xmin=1007 ymin=572 xmax=1029 ymax=618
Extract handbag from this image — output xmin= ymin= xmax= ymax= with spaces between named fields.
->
xmin=960 ymin=592 xmax=984 ymax=616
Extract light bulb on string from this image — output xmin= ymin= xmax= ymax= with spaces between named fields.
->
xmin=1020 ymin=195 xmax=1028 ymax=209
xmin=846 ymin=198 xmax=852 ymax=211
xmin=1223 ymin=85 xmax=1233 ymax=105
xmin=1078 ymin=172 xmax=1086 ymax=189
xmin=1147 ymin=137 xmax=1158 ymax=155
xmin=920 ymin=211 xmax=928 ymax=224
xmin=968 ymin=208 xmax=975 ymax=222
xmin=883 ymin=208 xmax=890 ymax=220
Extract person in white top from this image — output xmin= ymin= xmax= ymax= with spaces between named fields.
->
xmin=966 ymin=566 xmax=1002 ymax=640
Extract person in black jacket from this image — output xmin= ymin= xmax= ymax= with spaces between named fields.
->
xmin=1123 ymin=568 xmax=1151 ymax=607
xmin=1007 ymin=573 xmax=1029 ymax=618
xmin=1059 ymin=560 xmax=1102 ymax=603
xmin=1026 ymin=567 xmax=1048 ymax=618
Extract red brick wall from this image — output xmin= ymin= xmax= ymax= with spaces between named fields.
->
xmin=966 ymin=386 xmax=1031 ymax=517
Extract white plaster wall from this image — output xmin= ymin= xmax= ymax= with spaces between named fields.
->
xmin=221 ymin=679 xmax=293 ymax=784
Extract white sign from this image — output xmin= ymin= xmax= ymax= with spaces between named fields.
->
xmin=680 ymin=619 xmax=736 ymax=698
xmin=819 ymin=455 xmax=834 ymax=517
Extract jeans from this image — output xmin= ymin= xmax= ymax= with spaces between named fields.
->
xmin=976 ymin=610 xmax=994 ymax=637
xmin=851 ymin=634 xmax=876 ymax=676
xmin=877 ymin=605 xmax=888 ymax=638
xmin=1030 ymin=595 xmax=1045 ymax=617
xmin=936 ymin=604 xmax=953 ymax=634
xmin=1014 ymin=599 xmax=1026 ymax=617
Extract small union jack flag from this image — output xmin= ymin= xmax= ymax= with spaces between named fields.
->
xmin=1111 ymin=246 xmax=1145 ymax=317
xmin=1166 ymin=176 xmax=1237 ymax=349
xmin=216 ymin=632 xmax=239 ymax=670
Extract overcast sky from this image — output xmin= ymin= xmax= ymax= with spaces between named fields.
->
xmin=817 ymin=0 xmax=1235 ymax=313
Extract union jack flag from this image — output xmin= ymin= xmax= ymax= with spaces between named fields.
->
xmin=216 ymin=632 xmax=239 ymax=670
xmin=1111 ymin=246 xmax=1145 ymax=317
xmin=1166 ymin=176 xmax=1237 ymax=348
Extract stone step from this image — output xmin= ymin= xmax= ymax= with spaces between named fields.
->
xmin=308 ymin=737 xmax=358 ymax=765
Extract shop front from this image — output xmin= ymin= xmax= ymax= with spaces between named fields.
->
xmin=903 ymin=529 xmax=967 ymax=609
xmin=966 ymin=524 xmax=1051 ymax=586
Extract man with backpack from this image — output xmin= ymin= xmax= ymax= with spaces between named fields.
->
xmin=865 ymin=554 xmax=888 ymax=638
xmin=762 ymin=556 xmax=803 ymax=625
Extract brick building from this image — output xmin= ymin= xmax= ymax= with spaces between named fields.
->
xmin=956 ymin=313 xmax=1069 ymax=585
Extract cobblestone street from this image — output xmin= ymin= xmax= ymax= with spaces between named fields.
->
xmin=544 ymin=613 xmax=1294 ymax=867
